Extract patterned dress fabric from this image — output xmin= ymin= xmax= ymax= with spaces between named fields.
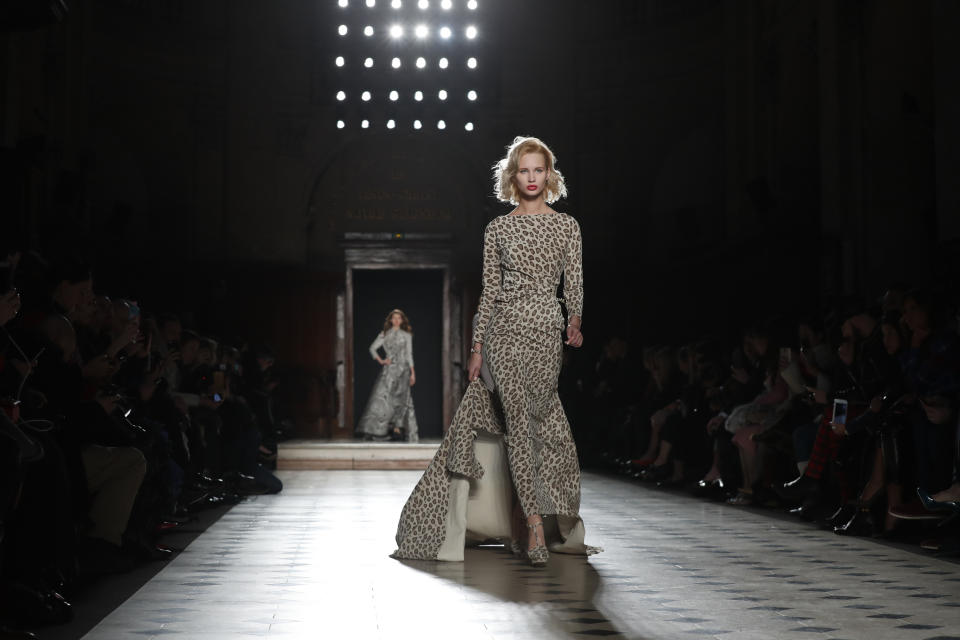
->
xmin=356 ymin=328 xmax=419 ymax=442
xmin=393 ymin=213 xmax=598 ymax=560
xmin=473 ymin=213 xmax=583 ymax=519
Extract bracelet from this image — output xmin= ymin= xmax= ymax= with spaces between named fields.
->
xmin=469 ymin=346 xmax=482 ymax=354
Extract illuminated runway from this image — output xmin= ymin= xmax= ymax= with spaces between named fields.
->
xmin=83 ymin=471 xmax=960 ymax=639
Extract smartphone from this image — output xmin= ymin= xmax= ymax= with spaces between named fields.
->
xmin=779 ymin=347 xmax=792 ymax=363
xmin=212 ymin=392 xmax=223 ymax=403
xmin=128 ymin=303 xmax=140 ymax=319
xmin=832 ymin=398 xmax=848 ymax=426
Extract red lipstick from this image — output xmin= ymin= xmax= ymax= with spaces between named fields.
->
xmin=526 ymin=185 xmax=538 ymax=190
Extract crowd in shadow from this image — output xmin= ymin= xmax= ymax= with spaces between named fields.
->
xmin=567 ymin=283 xmax=960 ymax=554
xmin=0 ymin=248 xmax=285 ymax=638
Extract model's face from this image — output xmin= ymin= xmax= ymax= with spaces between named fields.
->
xmin=514 ymin=152 xmax=548 ymax=200
xmin=391 ymin=313 xmax=403 ymax=328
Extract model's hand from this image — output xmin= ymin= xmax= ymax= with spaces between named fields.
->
xmin=409 ymin=371 xmax=416 ymax=387
xmin=467 ymin=352 xmax=482 ymax=382
xmin=565 ymin=324 xmax=583 ymax=348
xmin=381 ymin=357 xmax=392 ymax=366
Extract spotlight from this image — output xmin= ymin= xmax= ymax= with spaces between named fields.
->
xmin=364 ymin=57 xmax=374 ymax=68
xmin=338 ymin=24 xmax=348 ymax=36
xmin=438 ymin=89 xmax=447 ymax=100
xmin=336 ymin=90 xmax=346 ymax=101
xmin=437 ymin=120 xmax=446 ymax=129
xmin=467 ymin=56 xmax=477 ymax=69
xmin=361 ymin=90 xmax=371 ymax=101
xmin=465 ymin=122 xmax=474 ymax=131
xmin=415 ymin=24 xmax=428 ymax=38
xmin=362 ymin=119 xmax=370 ymax=128
xmin=338 ymin=0 xmax=348 ymax=7
xmin=438 ymin=57 xmax=448 ymax=69
xmin=387 ymin=119 xmax=396 ymax=129
xmin=364 ymin=25 xmax=374 ymax=36
xmin=391 ymin=57 xmax=401 ymax=68
xmin=389 ymin=24 xmax=403 ymax=38
xmin=439 ymin=26 xmax=451 ymax=39
xmin=414 ymin=90 xmax=423 ymax=101
xmin=335 ymin=56 xmax=345 ymax=67
xmin=366 ymin=0 xmax=375 ymax=6
xmin=467 ymin=90 xmax=477 ymax=101
xmin=414 ymin=120 xmax=422 ymax=129
xmin=441 ymin=0 xmax=452 ymax=8
xmin=418 ymin=0 xmax=429 ymax=8
xmin=338 ymin=120 xmax=346 ymax=128
xmin=467 ymin=0 xmax=477 ymax=8
xmin=389 ymin=90 xmax=399 ymax=100
xmin=416 ymin=57 xmax=426 ymax=68
xmin=391 ymin=0 xmax=402 ymax=7
xmin=465 ymin=26 xmax=477 ymax=39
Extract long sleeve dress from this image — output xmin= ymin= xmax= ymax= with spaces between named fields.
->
xmin=392 ymin=213 xmax=598 ymax=561
xmin=356 ymin=328 xmax=419 ymax=442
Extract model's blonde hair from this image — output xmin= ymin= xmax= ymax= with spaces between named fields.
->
xmin=382 ymin=308 xmax=412 ymax=334
xmin=492 ymin=136 xmax=568 ymax=205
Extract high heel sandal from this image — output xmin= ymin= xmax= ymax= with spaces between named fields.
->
xmin=526 ymin=520 xmax=549 ymax=567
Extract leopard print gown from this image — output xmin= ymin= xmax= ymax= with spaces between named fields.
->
xmin=393 ymin=213 xmax=598 ymax=561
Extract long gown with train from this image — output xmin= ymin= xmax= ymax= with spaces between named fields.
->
xmin=393 ymin=212 xmax=599 ymax=560
xmin=356 ymin=328 xmax=419 ymax=443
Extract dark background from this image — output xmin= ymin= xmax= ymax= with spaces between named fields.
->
xmin=2 ymin=0 xmax=958 ymax=434
xmin=353 ymin=269 xmax=443 ymax=439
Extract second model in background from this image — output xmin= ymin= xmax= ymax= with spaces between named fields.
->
xmin=356 ymin=309 xmax=419 ymax=442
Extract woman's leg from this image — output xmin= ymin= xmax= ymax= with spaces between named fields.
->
xmin=485 ymin=331 xmax=563 ymax=551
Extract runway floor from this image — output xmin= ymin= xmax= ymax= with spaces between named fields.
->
xmin=84 ymin=470 xmax=960 ymax=639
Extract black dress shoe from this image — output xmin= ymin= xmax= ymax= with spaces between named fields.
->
xmin=774 ymin=475 xmax=819 ymax=501
xmin=818 ymin=503 xmax=856 ymax=529
xmin=641 ymin=464 xmax=671 ymax=482
xmin=834 ymin=507 xmax=878 ymax=536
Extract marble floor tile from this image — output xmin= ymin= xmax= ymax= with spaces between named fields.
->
xmin=83 ymin=471 xmax=960 ymax=639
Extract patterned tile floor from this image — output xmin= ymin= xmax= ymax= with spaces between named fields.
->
xmin=84 ymin=471 xmax=960 ymax=639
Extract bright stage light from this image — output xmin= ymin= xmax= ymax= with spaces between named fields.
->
xmin=441 ymin=0 xmax=452 ymax=8
xmin=338 ymin=24 xmax=348 ymax=35
xmin=414 ymin=90 xmax=423 ymax=101
xmin=418 ymin=0 xmax=429 ymax=8
xmin=364 ymin=25 xmax=374 ymax=36
xmin=415 ymin=24 xmax=428 ymax=38
xmin=439 ymin=26 xmax=451 ymax=39
xmin=362 ymin=119 xmax=370 ymax=128
xmin=467 ymin=56 xmax=477 ymax=68
xmin=338 ymin=119 xmax=346 ymax=128
xmin=467 ymin=0 xmax=477 ymax=8
xmin=336 ymin=90 xmax=346 ymax=100
xmin=364 ymin=57 xmax=374 ymax=67
xmin=366 ymin=0 xmax=375 ymax=7
xmin=467 ymin=90 xmax=477 ymax=100
xmin=389 ymin=24 xmax=403 ymax=38
xmin=416 ymin=57 xmax=426 ymax=68
xmin=389 ymin=90 xmax=399 ymax=100
xmin=335 ymin=56 xmax=345 ymax=67
xmin=465 ymin=122 xmax=474 ymax=131
xmin=387 ymin=119 xmax=396 ymax=129
xmin=391 ymin=57 xmax=401 ymax=68
xmin=437 ymin=120 xmax=446 ymax=129
xmin=391 ymin=0 xmax=402 ymax=7
xmin=438 ymin=57 xmax=448 ymax=69
xmin=438 ymin=89 xmax=447 ymax=100
xmin=361 ymin=91 xmax=371 ymax=101
xmin=338 ymin=0 xmax=348 ymax=7
xmin=414 ymin=120 xmax=422 ymax=129
xmin=465 ymin=25 xmax=477 ymax=39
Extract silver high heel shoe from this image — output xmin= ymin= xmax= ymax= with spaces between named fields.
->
xmin=526 ymin=520 xmax=549 ymax=567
